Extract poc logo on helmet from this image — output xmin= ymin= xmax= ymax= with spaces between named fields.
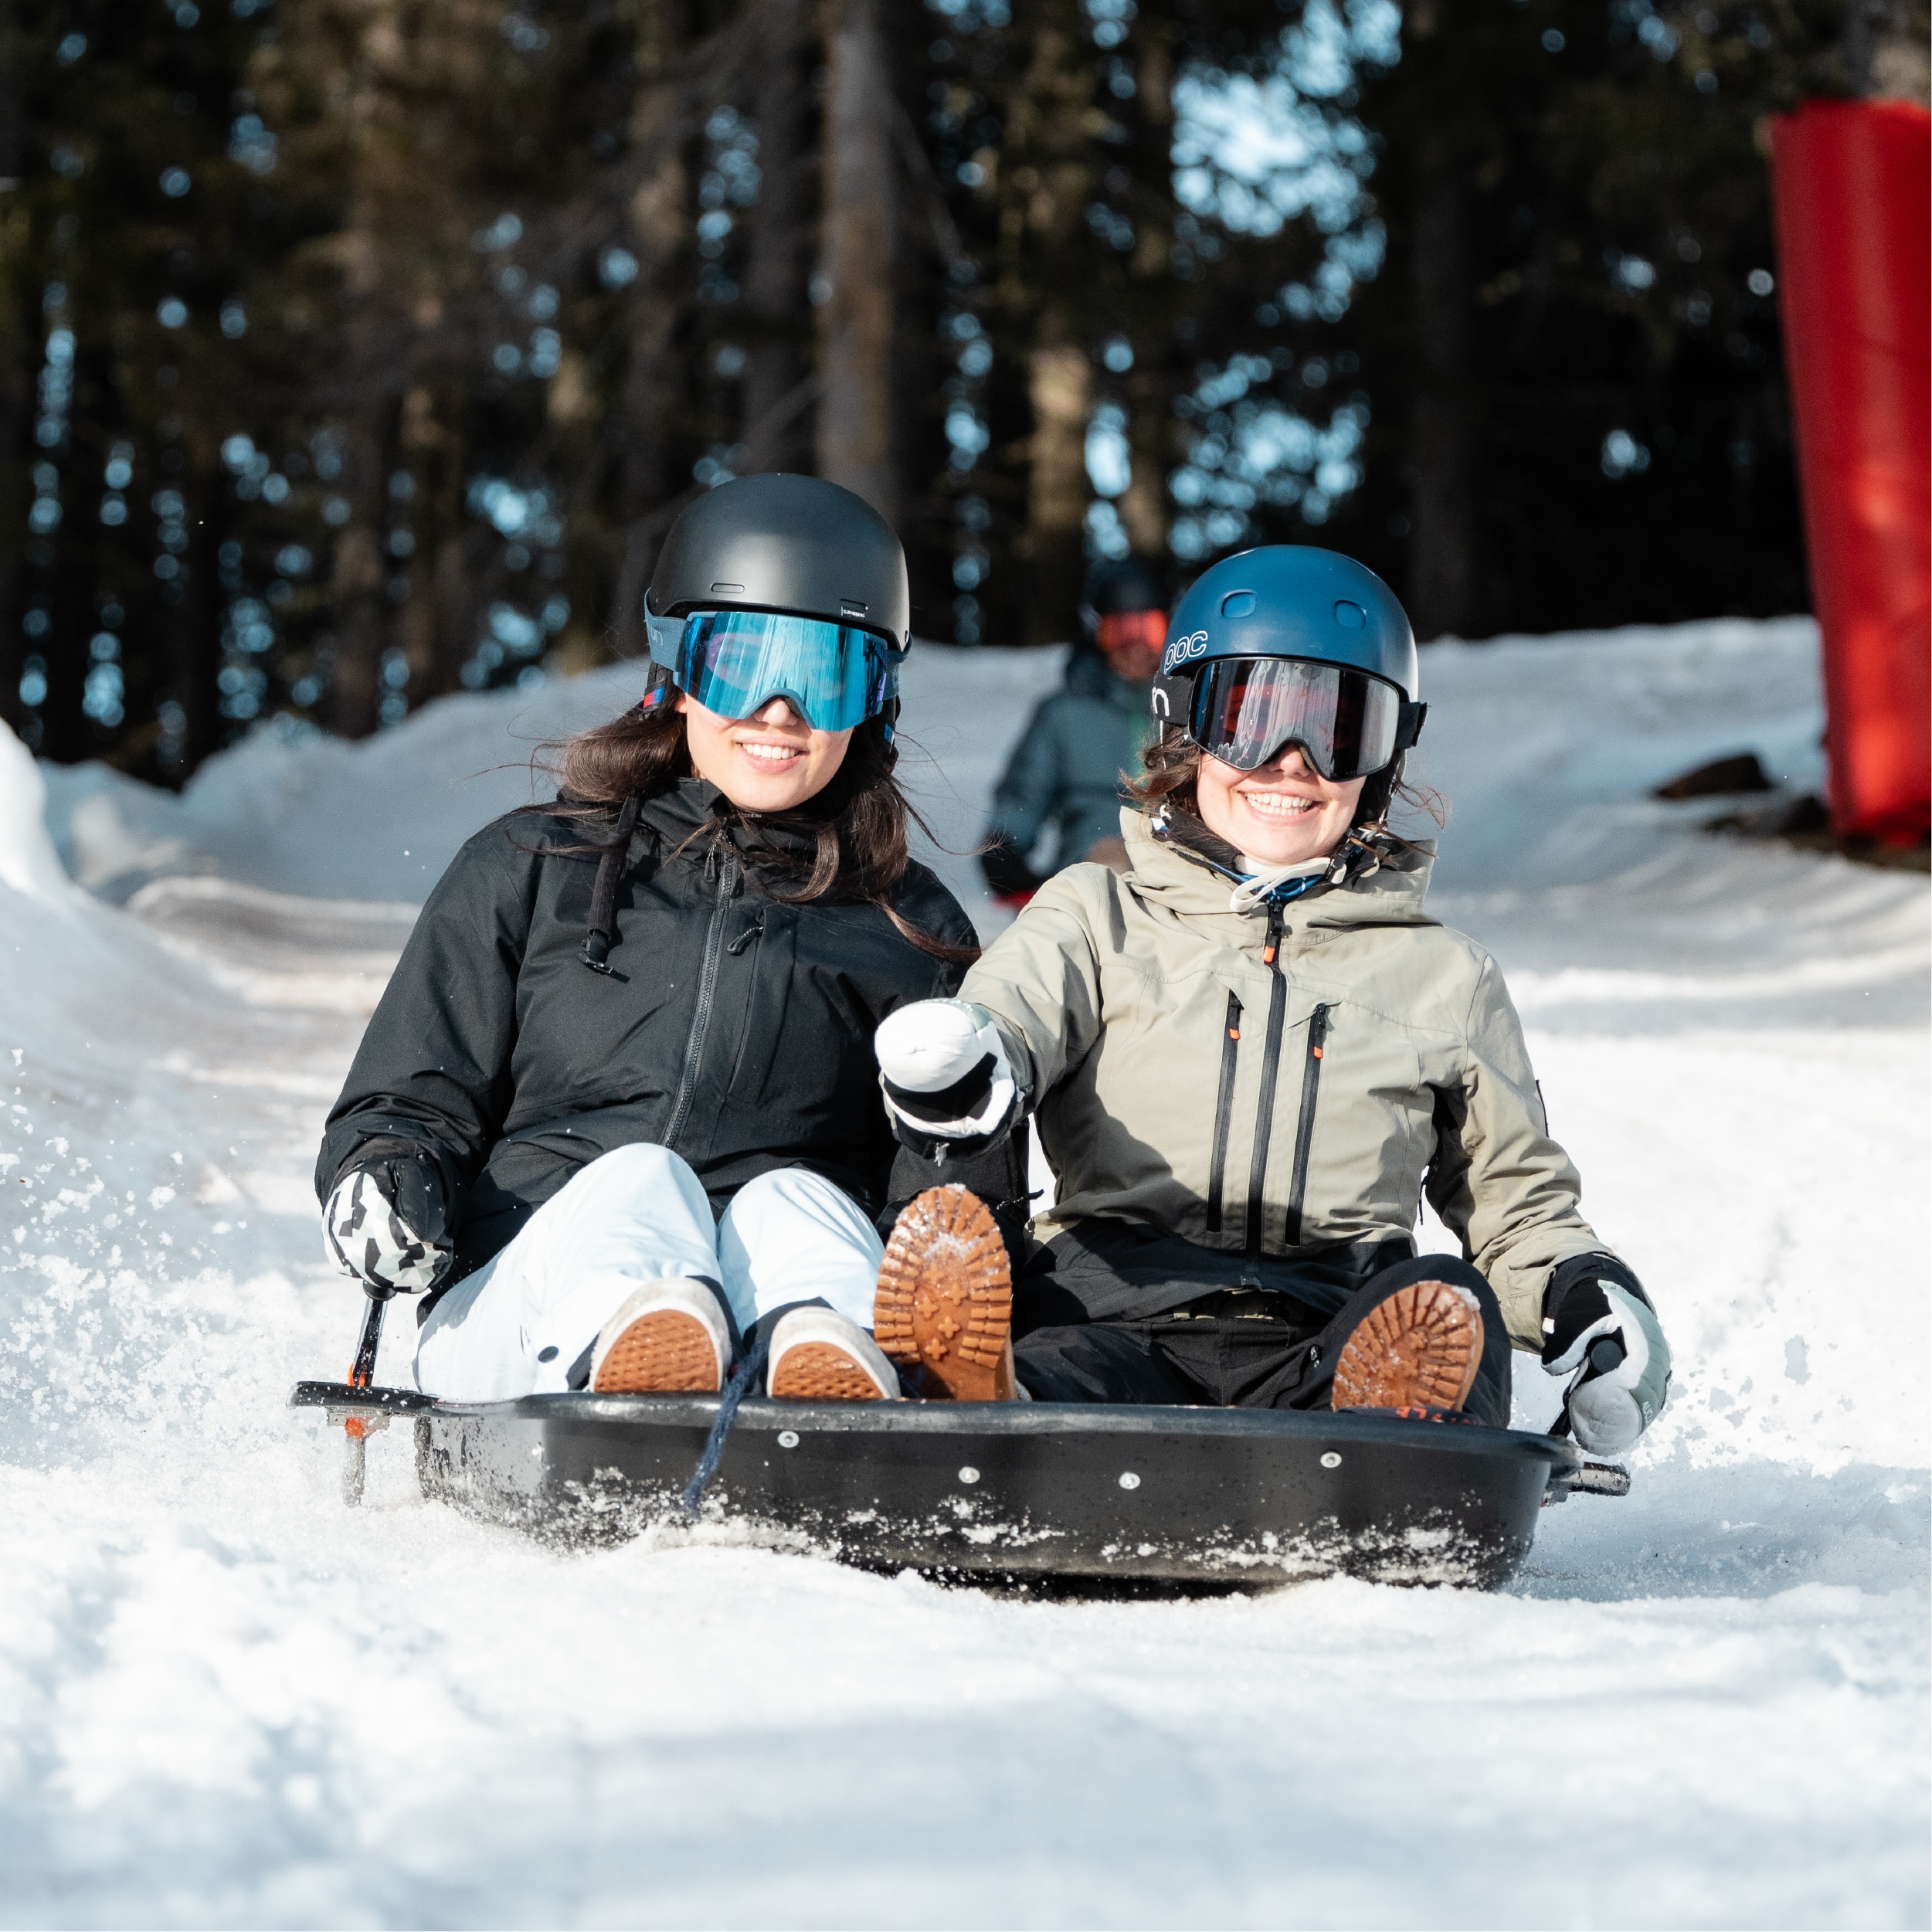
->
xmin=1161 ymin=630 xmax=1210 ymax=674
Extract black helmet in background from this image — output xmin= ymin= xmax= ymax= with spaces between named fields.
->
xmin=1079 ymin=554 xmax=1170 ymax=637
xmin=647 ymin=473 xmax=911 ymax=647
xmin=1080 ymin=554 xmax=1170 ymax=683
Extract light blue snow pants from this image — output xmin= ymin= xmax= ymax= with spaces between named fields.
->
xmin=413 ymin=1144 xmax=885 ymax=1401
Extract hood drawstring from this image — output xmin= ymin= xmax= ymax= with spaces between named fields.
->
xmin=1150 ymin=800 xmax=1401 ymax=911
xmin=1227 ymin=858 xmax=1328 ymax=915
xmin=579 ymin=795 xmax=642 ymax=974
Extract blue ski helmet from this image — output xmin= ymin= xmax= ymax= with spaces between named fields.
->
xmin=1150 ymin=545 xmax=1426 ymax=782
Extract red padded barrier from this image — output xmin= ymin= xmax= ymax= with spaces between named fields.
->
xmin=1768 ymin=100 xmax=1930 ymax=845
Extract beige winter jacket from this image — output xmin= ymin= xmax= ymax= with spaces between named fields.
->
xmin=959 ymin=806 xmax=1615 ymax=1350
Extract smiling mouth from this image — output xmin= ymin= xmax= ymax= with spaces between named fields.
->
xmin=1238 ymin=790 xmax=1319 ymax=820
xmin=735 ymin=739 xmax=804 ymax=766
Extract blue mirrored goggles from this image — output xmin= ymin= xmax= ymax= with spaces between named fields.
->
xmin=644 ymin=609 xmax=901 ymax=732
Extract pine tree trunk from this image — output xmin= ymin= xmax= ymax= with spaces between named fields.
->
xmin=1120 ymin=25 xmax=1177 ymax=562
xmin=1025 ymin=338 xmax=1090 ymax=640
xmin=742 ymin=0 xmax=813 ymax=472
xmin=609 ymin=40 xmax=691 ymax=657
xmin=815 ymin=0 xmax=897 ymax=520
xmin=169 ymin=508 xmax=225 ymax=773
xmin=0 ymin=15 xmax=23 ymax=745
xmin=1407 ymin=137 xmax=1478 ymax=640
xmin=324 ymin=282 xmax=394 ymax=739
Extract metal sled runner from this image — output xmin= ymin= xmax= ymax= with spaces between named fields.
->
xmin=290 ymin=1376 xmax=1618 ymax=1588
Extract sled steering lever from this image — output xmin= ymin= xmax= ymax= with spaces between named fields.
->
xmin=339 ymin=1290 xmax=389 ymax=1508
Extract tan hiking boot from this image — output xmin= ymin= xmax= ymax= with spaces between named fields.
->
xmin=589 ymin=1281 xmax=730 ymax=1394
xmin=873 ymin=1186 xmax=1015 ymax=1401
xmin=1331 ymin=1279 xmax=1484 ymax=1414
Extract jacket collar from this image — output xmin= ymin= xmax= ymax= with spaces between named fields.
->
xmin=1065 ymin=650 xmax=1146 ymax=711
xmin=1119 ymin=801 xmax=1438 ymax=934
xmin=638 ymin=777 xmax=827 ymax=865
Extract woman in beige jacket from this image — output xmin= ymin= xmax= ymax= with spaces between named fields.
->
xmin=872 ymin=546 xmax=1672 ymax=1456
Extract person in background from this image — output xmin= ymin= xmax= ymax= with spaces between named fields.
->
xmin=980 ymin=555 xmax=1168 ymax=905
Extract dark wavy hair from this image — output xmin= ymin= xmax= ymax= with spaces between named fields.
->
xmin=541 ymin=697 xmax=978 ymax=962
xmin=1125 ymin=727 xmax=1445 ymax=839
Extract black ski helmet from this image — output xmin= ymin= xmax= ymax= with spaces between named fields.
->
xmin=647 ymin=473 xmax=912 ymax=648
xmin=1151 ymin=545 xmax=1427 ymax=825
xmin=1080 ymin=554 xmax=1169 ymax=639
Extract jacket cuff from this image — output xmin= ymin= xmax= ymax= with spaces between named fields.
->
xmin=325 ymin=1133 xmax=467 ymax=1227
xmin=1544 ymin=1251 xmax=1652 ymax=1322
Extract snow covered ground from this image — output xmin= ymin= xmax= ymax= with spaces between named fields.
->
xmin=2 ymin=617 xmax=1927 ymax=1928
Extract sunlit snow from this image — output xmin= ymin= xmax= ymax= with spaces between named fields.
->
xmin=4 ymin=617 xmax=1927 ymax=1927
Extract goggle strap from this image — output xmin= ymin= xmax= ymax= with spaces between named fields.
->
xmin=1149 ymin=674 xmax=1192 ymax=729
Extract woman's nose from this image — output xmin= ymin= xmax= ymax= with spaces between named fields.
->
xmin=751 ymin=694 xmax=803 ymax=727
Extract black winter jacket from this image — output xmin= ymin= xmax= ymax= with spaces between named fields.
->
xmin=316 ymin=778 xmax=986 ymax=1280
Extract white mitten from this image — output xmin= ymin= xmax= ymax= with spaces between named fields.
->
xmin=875 ymin=999 xmax=1020 ymax=1154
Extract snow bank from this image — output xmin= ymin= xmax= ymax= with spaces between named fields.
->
xmin=36 ymin=648 xmax=1068 ymax=912
xmin=4 ymin=620 xmax=1927 ymax=1928
xmin=0 ymin=720 xmax=375 ymax=1473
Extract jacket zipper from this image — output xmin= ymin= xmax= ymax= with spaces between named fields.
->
xmin=664 ymin=843 xmax=738 ymax=1149
xmin=1242 ymin=901 xmax=1289 ymax=1255
xmin=1283 ymin=1003 xmax=1332 ymax=1248
xmin=1204 ymin=989 xmax=1243 ymax=1233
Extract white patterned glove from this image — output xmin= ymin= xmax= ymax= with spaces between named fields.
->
xmin=324 ymin=1157 xmax=452 ymax=1299
xmin=1542 ymin=1261 xmax=1672 ymax=1457
xmin=875 ymin=999 xmax=1020 ymax=1156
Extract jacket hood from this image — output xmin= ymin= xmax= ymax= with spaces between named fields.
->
xmin=1117 ymin=802 xmax=1438 ymax=939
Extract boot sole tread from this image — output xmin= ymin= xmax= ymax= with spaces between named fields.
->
xmin=768 ymin=1341 xmax=889 ymax=1402
xmin=874 ymin=1186 xmax=1012 ymax=1401
xmin=591 ymin=1309 xmax=722 ymax=1394
xmin=1331 ymin=1280 xmax=1482 ymax=1414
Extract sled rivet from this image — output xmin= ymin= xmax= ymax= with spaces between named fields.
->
xmin=1321 ymin=1452 xmax=1342 ymax=1469
xmin=1119 ymin=1471 xmax=1140 ymax=1490
xmin=958 ymin=1465 xmax=980 ymax=1484
xmin=777 ymin=1430 xmax=800 ymax=1449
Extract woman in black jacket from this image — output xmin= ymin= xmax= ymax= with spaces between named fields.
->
xmin=317 ymin=476 xmax=999 ymax=1404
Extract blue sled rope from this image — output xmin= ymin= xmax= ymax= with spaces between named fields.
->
xmin=679 ymin=1333 xmax=772 ymax=1522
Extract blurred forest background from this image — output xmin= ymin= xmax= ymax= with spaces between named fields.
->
xmin=2 ymin=0 xmax=1924 ymax=782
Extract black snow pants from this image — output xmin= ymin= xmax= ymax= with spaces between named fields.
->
xmin=1013 ymin=1245 xmax=1513 ymax=1427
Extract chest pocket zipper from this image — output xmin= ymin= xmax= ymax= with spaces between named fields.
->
xmin=1204 ymin=990 xmax=1243 ymax=1234
xmin=1243 ymin=903 xmax=1289 ymax=1255
xmin=664 ymin=845 xmax=738 ymax=1149
xmin=1282 ymin=1003 xmax=1331 ymax=1248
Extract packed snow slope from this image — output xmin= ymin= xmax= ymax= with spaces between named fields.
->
xmin=5 ymin=616 xmax=1927 ymax=1929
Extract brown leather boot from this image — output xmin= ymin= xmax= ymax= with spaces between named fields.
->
xmin=1331 ymin=1279 xmax=1484 ymax=1414
xmin=873 ymin=1186 xmax=1015 ymax=1401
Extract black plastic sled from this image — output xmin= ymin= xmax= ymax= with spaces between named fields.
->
xmin=291 ymin=1374 xmax=1625 ymax=1589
